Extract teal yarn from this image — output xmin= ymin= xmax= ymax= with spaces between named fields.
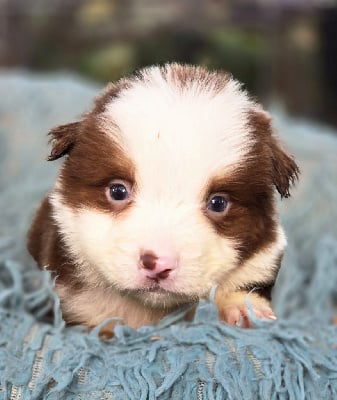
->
xmin=0 ymin=258 xmax=337 ymax=399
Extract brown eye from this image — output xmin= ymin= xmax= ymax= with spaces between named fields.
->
xmin=206 ymin=193 xmax=229 ymax=216
xmin=106 ymin=180 xmax=133 ymax=209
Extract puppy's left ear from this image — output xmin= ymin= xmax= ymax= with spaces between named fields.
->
xmin=47 ymin=121 xmax=80 ymax=161
xmin=270 ymin=134 xmax=299 ymax=198
xmin=250 ymin=108 xmax=299 ymax=198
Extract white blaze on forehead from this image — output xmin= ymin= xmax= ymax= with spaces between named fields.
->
xmin=103 ymin=67 xmax=255 ymax=200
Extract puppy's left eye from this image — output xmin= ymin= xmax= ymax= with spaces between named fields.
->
xmin=110 ymin=184 xmax=129 ymax=201
xmin=207 ymin=194 xmax=229 ymax=214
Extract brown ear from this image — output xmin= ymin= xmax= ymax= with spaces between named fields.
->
xmin=270 ymin=135 xmax=299 ymax=198
xmin=249 ymin=108 xmax=299 ymax=198
xmin=47 ymin=121 xmax=80 ymax=161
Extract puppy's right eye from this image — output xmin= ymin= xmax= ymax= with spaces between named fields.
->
xmin=106 ymin=180 xmax=133 ymax=209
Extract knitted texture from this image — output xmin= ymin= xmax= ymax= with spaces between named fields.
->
xmin=0 ymin=70 xmax=337 ymax=399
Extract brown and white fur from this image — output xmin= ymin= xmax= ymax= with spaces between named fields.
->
xmin=28 ymin=64 xmax=298 ymax=334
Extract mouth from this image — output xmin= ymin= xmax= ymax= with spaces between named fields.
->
xmin=114 ymin=279 xmax=193 ymax=306
xmin=126 ymin=282 xmax=199 ymax=307
xmin=138 ymin=281 xmax=172 ymax=295
xmin=118 ymin=281 xmax=171 ymax=296
xmin=145 ymin=285 xmax=164 ymax=293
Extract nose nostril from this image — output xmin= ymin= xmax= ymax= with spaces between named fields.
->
xmin=140 ymin=252 xmax=158 ymax=270
xmin=146 ymin=269 xmax=172 ymax=281
xmin=156 ymin=269 xmax=172 ymax=280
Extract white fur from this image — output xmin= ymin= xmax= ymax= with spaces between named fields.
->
xmin=102 ymin=69 xmax=255 ymax=197
xmin=55 ymin=283 xmax=169 ymax=328
xmin=50 ymin=191 xmax=239 ymax=305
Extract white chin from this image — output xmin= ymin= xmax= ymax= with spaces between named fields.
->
xmin=126 ymin=286 xmax=198 ymax=308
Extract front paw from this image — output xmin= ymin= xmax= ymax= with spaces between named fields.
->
xmin=220 ymin=304 xmax=277 ymax=328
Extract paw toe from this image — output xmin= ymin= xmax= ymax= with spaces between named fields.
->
xmin=221 ymin=305 xmax=276 ymax=328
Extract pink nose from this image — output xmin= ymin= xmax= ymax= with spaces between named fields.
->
xmin=140 ymin=251 xmax=177 ymax=280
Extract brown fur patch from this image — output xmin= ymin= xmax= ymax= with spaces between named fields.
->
xmin=161 ymin=63 xmax=231 ymax=94
xmin=204 ymin=108 xmax=297 ymax=262
xmin=48 ymin=122 xmax=80 ymax=161
xmin=92 ymin=79 xmax=132 ymax=114
xmin=248 ymin=109 xmax=299 ymax=198
xmin=56 ymin=117 xmax=136 ymax=213
xmin=205 ymin=167 xmax=276 ymax=263
xmin=27 ymin=196 xmax=81 ymax=290
xmin=27 ymin=196 xmax=53 ymax=265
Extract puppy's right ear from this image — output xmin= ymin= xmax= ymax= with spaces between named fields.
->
xmin=47 ymin=121 xmax=80 ymax=161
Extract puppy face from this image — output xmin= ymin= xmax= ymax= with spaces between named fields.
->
xmin=48 ymin=64 xmax=298 ymax=308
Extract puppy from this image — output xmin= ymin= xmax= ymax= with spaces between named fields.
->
xmin=28 ymin=64 xmax=298 ymax=333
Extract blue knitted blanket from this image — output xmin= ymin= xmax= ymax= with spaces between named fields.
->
xmin=1 ymin=70 xmax=337 ymax=399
